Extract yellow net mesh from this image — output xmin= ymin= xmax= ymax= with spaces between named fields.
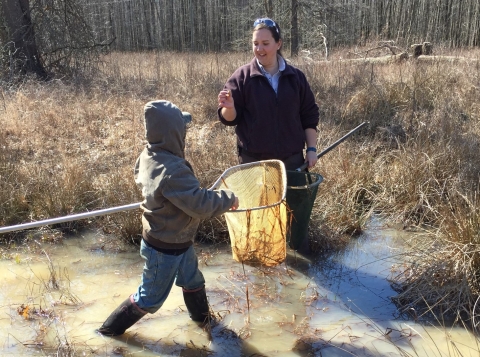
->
xmin=211 ymin=160 xmax=287 ymax=267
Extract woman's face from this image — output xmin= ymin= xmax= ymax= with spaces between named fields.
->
xmin=252 ymin=28 xmax=281 ymax=67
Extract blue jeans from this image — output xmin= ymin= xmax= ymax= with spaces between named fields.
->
xmin=132 ymin=240 xmax=205 ymax=313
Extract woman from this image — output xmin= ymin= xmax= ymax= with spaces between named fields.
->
xmin=217 ymin=17 xmax=319 ymax=171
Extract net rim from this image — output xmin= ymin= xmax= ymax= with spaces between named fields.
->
xmin=286 ymin=171 xmax=324 ymax=190
xmin=210 ymin=159 xmax=287 ymax=212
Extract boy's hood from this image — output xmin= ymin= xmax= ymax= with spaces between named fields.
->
xmin=144 ymin=100 xmax=192 ymax=157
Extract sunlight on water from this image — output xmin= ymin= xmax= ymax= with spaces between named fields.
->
xmin=1 ymin=221 xmax=479 ymax=356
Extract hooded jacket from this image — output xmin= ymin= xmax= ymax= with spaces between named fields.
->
xmin=134 ymin=100 xmax=236 ymax=250
xmin=218 ymin=57 xmax=319 ymax=159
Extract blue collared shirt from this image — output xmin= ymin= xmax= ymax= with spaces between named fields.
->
xmin=256 ymin=55 xmax=286 ymax=94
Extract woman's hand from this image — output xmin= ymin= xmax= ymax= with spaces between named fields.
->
xmin=305 ymin=151 xmax=318 ymax=168
xmin=218 ymin=89 xmax=237 ymax=121
xmin=218 ymin=89 xmax=234 ymax=109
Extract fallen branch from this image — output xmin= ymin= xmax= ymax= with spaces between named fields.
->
xmin=416 ymin=55 xmax=479 ymax=63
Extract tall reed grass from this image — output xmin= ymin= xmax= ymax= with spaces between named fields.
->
xmin=1 ymin=49 xmax=480 ymax=324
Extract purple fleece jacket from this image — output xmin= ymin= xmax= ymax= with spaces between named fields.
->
xmin=218 ymin=57 xmax=319 ymax=159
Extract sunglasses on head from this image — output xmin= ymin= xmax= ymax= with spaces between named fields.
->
xmin=253 ymin=18 xmax=279 ymax=34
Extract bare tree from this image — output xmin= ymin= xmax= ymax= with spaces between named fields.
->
xmin=264 ymin=0 xmax=273 ymax=17
xmin=290 ymin=0 xmax=298 ymax=56
xmin=1 ymin=0 xmax=47 ymax=78
xmin=1 ymin=0 xmax=113 ymax=80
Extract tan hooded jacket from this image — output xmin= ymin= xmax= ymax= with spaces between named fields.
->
xmin=134 ymin=100 xmax=236 ymax=250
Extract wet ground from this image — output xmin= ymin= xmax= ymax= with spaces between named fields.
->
xmin=1 ymin=219 xmax=479 ymax=356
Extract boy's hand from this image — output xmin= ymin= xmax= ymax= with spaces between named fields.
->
xmin=231 ymin=197 xmax=239 ymax=210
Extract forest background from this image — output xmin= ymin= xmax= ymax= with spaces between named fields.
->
xmin=1 ymin=0 xmax=480 ymax=77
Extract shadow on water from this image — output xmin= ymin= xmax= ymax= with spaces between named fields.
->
xmin=107 ymin=326 xmax=269 ymax=357
xmin=285 ymin=243 xmax=410 ymax=355
xmin=291 ymin=221 xmax=480 ymax=357
xmin=1 ymin=218 xmax=479 ymax=356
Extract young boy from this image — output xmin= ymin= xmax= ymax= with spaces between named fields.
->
xmin=97 ymin=100 xmax=239 ymax=336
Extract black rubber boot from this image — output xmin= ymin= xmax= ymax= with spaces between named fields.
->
xmin=97 ymin=295 xmax=147 ymax=336
xmin=183 ymin=285 xmax=211 ymax=323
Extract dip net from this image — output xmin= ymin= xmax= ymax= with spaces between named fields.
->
xmin=211 ymin=160 xmax=287 ymax=266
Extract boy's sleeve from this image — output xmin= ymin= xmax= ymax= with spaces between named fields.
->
xmin=162 ymin=166 xmax=236 ymax=219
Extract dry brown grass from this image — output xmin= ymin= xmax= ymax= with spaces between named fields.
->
xmin=389 ymin=190 xmax=480 ymax=329
xmin=2 ymin=49 xmax=480 ymax=325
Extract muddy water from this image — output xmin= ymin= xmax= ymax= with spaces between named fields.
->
xmin=1 ymin=221 xmax=479 ymax=356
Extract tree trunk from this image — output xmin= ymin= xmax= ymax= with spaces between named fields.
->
xmin=264 ymin=0 xmax=273 ymax=18
xmin=290 ymin=0 xmax=298 ymax=57
xmin=1 ymin=0 xmax=47 ymax=77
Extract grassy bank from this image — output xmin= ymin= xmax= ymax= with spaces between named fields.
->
xmin=1 ymin=48 xmax=480 ymax=324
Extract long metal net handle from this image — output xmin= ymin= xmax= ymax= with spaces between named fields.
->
xmin=0 ymin=203 xmax=141 ymax=234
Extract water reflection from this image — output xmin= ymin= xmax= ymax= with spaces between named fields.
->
xmin=0 ymin=221 xmax=478 ymax=356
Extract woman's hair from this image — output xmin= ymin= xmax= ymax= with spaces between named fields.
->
xmin=253 ymin=18 xmax=283 ymax=55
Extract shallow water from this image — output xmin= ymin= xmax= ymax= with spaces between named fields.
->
xmin=1 ymin=220 xmax=479 ymax=356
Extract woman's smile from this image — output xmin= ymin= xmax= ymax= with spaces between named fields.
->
xmin=252 ymin=28 xmax=280 ymax=70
